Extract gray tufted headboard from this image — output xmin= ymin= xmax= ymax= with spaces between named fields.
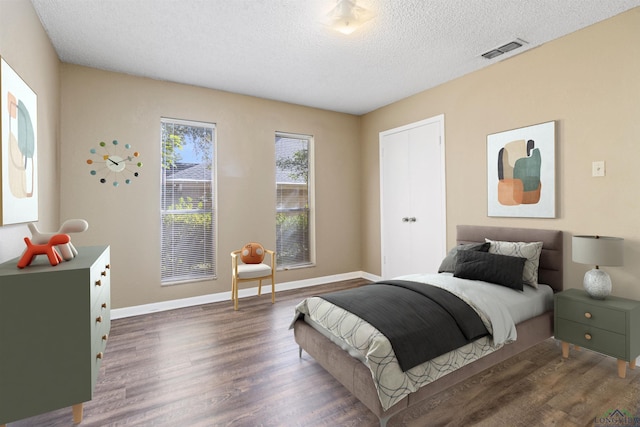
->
xmin=456 ymin=225 xmax=564 ymax=292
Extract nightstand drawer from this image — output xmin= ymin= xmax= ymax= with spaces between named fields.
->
xmin=556 ymin=298 xmax=626 ymax=333
xmin=556 ymin=319 xmax=626 ymax=359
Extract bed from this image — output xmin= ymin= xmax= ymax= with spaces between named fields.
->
xmin=292 ymin=225 xmax=563 ymax=426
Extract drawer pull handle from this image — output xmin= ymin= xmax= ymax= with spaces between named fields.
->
xmin=105 ymin=264 xmax=111 ymax=269
xmin=96 ymin=352 xmax=103 ymax=360
xmin=585 ymin=333 xmax=592 ymax=340
xmin=95 ymin=279 xmax=102 ymax=287
xmin=102 ymin=334 xmax=108 ymax=341
xmin=101 ymin=270 xmax=107 ymax=277
xmin=584 ymin=312 xmax=592 ymax=319
xmin=102 ymin=303 xmax=107 ymax=309
xmin=96 ymin=316 xmax=103 ymax=323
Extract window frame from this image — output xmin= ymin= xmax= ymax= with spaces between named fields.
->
xmin=160 ymin=117 xmax=217 ymax=285
xmin=275 ymin=131 xmax=315 ymax=271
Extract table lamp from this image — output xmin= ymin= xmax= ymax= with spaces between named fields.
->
xmin=572 ymin=235 xmax=624 ymax=299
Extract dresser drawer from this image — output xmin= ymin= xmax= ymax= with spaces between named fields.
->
xmin=91 ymin=268 xmax=111 ymax=329
xmin=91 ymin=317 xmax=109 ymax=361
xmin=91 ymin=316 xmax=110 ymax=390
xmin=91 ymin=299 xmax=110 ymax=342
xmin=556 ymin=318 xmax=626 ymax=359
xmin=90 ymin=297 xmax=110 ymax=391
xmin=556 ymin=297 xmax=626 ymax=333
xmin=90 ymin=250 xmax=111 ymax=304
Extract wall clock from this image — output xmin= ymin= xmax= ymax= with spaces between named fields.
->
xmin=86 ymin=140 xmax=143 ymax=187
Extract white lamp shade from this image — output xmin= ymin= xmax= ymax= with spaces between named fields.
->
xmin=572 ymin=235 xmax=623 ymax=267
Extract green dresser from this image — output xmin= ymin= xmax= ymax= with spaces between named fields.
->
xmin=554 ymin=288 xmax=640 ymax=378
xmin=0 ymin=246 xmax=110 ymax=425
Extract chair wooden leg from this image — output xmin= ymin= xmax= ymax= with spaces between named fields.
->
xmin=271 ymin=279 xmax=275 ymax=304
xmin=232 ymin=277 xmax=239 ymax=311
xmin=258 ymin=279 xmax=263 ymax=296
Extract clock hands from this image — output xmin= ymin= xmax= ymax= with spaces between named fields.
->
xmin=107 ymin=156 xmax=134 ymax=165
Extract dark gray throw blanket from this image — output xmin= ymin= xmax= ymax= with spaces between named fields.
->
xmin=319 ymin=280 xmax=489 ymax=372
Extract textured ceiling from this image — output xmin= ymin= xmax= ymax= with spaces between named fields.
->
xmin=30 ymin=0 xmax=640 ymax=115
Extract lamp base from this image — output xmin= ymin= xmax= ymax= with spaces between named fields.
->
xmin=583 ymin=269 xmax=612 ymax=299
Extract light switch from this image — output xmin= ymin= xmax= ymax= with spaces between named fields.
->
xmin=592 ymin=161 xmax=605 ymax=177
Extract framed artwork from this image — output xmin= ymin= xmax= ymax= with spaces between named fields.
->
xmin=487 ymin=121 xmax=555 ymax=218
xmin=0 ymin=57 xmax=38 ymax=225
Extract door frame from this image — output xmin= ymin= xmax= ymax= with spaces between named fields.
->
xmin=379 ymin=114 xmax=447 ymax=279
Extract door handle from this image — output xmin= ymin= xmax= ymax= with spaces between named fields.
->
xmin=409 ymin=217 xmax=416 ymax=222
xmin=402 ymin=217 xmax=409 ymax=222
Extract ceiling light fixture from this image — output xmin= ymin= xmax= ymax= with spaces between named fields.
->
xmin=326 ymin=0 xmax=374 ymax=35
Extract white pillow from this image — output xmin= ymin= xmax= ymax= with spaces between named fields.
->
xmin=485 ymin=239 xmax=543 ymax=288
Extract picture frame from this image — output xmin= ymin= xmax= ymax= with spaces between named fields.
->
xmin=487 ymin=121 xmax=555 ymax=218
xmin=1 ymin=57 xmax=38 ymax=225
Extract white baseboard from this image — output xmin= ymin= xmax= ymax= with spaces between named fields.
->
xmin=111 ymin=270 xmax=381 ymax=320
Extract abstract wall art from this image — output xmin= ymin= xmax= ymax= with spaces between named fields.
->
xmin=487 ymin=121 xmax=555 ymax=218
xmin=0 ymin=57 xmax=38 ymax=225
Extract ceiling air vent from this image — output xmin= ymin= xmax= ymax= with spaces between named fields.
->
xmin=481 ymin=39 xmax=527 ymax=59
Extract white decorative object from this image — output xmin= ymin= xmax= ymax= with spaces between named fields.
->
xmin=28 ymin=219 xmax=89 ymax=261
xmin=572 ymin=235 xmax=624 ymax=299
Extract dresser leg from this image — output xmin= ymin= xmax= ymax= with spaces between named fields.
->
xmin=72 ymin=403 xmax=83 ymax=424
xmin=617 ymin=360 xmax=627 ymax=379
xmin=561 ymin=341 xmax=570 ymax=358
xmin=630 ymin=359 xmax=637 ymax=370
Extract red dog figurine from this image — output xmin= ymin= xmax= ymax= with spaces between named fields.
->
xmin=17 ymin=234 xmax=71 ymax=268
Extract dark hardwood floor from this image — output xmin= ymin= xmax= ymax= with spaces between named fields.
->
xmin=10 ymin=279 xmax=640 ymax=426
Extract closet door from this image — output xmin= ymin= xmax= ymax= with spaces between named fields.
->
xmin=380 ymin=129 xmax=411 ymax=278
xmin=380 ymin=115 xmax=446 ymax=279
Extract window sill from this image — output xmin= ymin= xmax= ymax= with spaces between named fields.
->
xmin=277 ymin=263 xmax=315 ymax=272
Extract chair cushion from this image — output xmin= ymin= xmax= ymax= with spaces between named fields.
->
xmin=236 ymin=263 xmax=272 ymax=279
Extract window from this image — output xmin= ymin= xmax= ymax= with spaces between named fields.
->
xmin=161 ymin=118 xmax=216 ymax=284
xmin=275 ymin=132 xmax=314 ymax=269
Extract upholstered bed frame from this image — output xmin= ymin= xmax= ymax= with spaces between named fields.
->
xmin=293 ymin=225 xmax=563 ymax=426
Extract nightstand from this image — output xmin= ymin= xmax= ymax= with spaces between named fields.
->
xmin=554 ymin=288 xmax=640 ymax=378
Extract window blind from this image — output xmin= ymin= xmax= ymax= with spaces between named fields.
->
xmin=275 ymin=133 xmax=313 ymax=269
xmin=161 ymin=118 xmax=216 ymax=284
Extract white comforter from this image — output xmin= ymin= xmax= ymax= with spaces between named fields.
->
xmin=293 ymin=274 xmax=527 ymax=411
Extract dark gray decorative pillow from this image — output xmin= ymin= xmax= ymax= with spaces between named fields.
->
xmin=453 ymin=250 xmax=526 ymax=291
xmin=485 ymin=239 xmax=543 ymax=288
xmin=438 ymin=242 xmax=490 ymax=273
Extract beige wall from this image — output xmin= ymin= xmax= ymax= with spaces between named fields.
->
xmin=0 ymin=0 xmax=60 ymax=263
xmin=361 ymin=8 xmax=640 ymax=300
xmin=59 ymin=65 xmax=362 ymax=308
xmin=4 ymin=0 xmax=639 ymax=309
